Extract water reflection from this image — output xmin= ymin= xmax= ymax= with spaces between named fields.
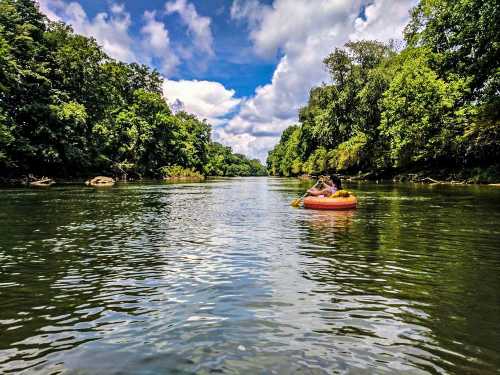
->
xmin=295 ymin=181 xmax=500 ymax=374
xmin=0 ymin=179 xmax=499 ymax=374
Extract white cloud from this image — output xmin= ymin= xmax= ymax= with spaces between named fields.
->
xmin=36 ymin=0 xmax=209 ymax=76
xmin=141 ymin=11 xmax=179 ymax=75
xmin=223 ymin=0 xmax=415 ymax=161
xmin=215 ymin=129 xmax=281 ymax=161
xmin=350 ymin=1 xmax=418 ymax=42
xmin=246 ymin=0 xmax=361 ymax=58
xmin=37 ymin=0 xmax=63 ymax=21
xmin=43 ymin=0 xmax=138 ymax=62
xmin=162 ymin=80 xmax=241 ymax=126
xmin=230 ymin=0 xmax=265 ymax=29
xmin=165 ymin=0 xmax=214 ymax=57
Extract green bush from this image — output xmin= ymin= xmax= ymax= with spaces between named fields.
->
xmin=159 ymin=165 xmax=203 ymax=179
xmin=331 ymin=132 xmax=368 ymax=171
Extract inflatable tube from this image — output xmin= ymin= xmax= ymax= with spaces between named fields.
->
xmin=303 ymin=195 xmax=357 ymax=210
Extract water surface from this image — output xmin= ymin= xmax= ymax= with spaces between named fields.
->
xmin=1 ymin=178 xmax=499 ymax=374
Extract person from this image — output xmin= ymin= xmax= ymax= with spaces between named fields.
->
xmin=307 ymin=175 xmax=341 ymax=197
xmin=331 ymin=175 xmax=342 ymax=190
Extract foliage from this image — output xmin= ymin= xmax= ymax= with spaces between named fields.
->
xmin=267 ymin=0 xmax=499 ymax=178
xmin=266 ymin=125 xmax=302 ymax=176
xmin=380 ymin=48 xmax=471 ymax=168
xmin=0 ymin=0 xmax=265 ymax=178
xmin=303 ymin=147 xmax=328 ymax=175
xmin=205 ymin=142 xmax=267 ymax=177
xmin=405 ymin=0 xmax=499 ymax=105
xmin=159 ymin=165 xmax=203 ymax=179
xmin=330 ymin=132 xmax=368 ymax=171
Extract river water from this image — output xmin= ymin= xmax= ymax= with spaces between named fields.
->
xmin=0 ymin=178 xmax=499 ymax=374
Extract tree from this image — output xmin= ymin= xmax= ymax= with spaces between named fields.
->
xmin=267 ymin=0 xmax=499 ymax=180
xmin=0 ymin=0 xmax=265 ymax=178
xmin=380 ymin=49 xmax=470 ymax=168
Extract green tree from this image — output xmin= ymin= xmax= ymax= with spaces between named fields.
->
xmin=0 ymin=0 xmax=264 ymax=179
xmin=267 ymin=0 xmax=499 ymax=180
xmin=380 ymin=49 xmax=470 ymax=168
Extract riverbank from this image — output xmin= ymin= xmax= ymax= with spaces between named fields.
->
xmin=0 ymin=174 xmax=267 ymax=187
xmin=299 ymin=166 xmax=500 ymax=185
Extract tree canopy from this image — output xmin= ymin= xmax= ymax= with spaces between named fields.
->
xmin=267 ymin=0 xmax=499 ymax=182
xmin=0 ymin=0 xmax=265 ymax=179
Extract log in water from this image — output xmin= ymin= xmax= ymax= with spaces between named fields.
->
xmin=1 ymin=178 xmax=499 ymax=373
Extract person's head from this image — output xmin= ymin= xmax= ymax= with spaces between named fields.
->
xmin=320 ymin=175 xmax=332 ymax=186
xmin=329 ymin=175 xmax=342 ymax=189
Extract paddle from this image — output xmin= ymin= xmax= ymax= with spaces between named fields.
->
xmin=291 ymin=179 xmax=321 ymax=207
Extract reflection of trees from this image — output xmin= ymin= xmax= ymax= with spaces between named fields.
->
xmin=0 ymin=185 xmax=181 ymax=371
xmin=309 ymin=210 xmax=356 ymax=230
xmin=297 ymin=182 xmax=500 ymax=373
xmin=300 ymin=210 xmax=355 ymax=243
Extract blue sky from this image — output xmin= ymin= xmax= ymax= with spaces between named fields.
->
xmin=112 ymin=0 xmax=277 ymax=97
xmin=38 ymin=0 xmax=416 ymax=161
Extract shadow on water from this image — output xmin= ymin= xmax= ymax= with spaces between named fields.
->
xmin=0 ymin=178 xmax=499 ymax=374
xmin=293 ymin=181 xmax=500 ymax=374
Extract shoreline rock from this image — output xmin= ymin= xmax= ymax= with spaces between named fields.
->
xmin=85 ymin=176 xmax=116 ymax=187
xmin=30 ymin=177 xmax=55 ymax=187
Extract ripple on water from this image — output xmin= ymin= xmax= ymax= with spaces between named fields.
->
xmin=0 ymin=179 xmax=499 ymax=374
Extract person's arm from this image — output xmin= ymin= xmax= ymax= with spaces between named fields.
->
xmin=307 ymin=180 xmax=329 ymax=195
xmin=318 ymin=187 xmax=331 ymax=195
xmin=307 ymin=187 xmax=331 ymax=196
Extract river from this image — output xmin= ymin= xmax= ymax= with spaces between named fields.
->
xmin=1 ymin=178 xmax=499 ymax=374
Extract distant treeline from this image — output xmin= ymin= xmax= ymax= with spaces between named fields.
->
xmin=0 ymin=0 xmax=266 ymax=179
xmin=267 ymin=0 xmax=499 ymax=182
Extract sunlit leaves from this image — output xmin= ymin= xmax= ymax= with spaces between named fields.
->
xmin=0 ymin=0 xmax=266 ymax=177
xmin=267 ymin=0 xmax=499 ymax=177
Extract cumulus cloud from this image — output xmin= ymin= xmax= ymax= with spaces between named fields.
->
xmin=244 ymin=0 xmax=361 ymax=58
xmin=38 ymin=0 xmax=138 ymax=62
xmin=36 ymin=0 xmax=214 ymax=76
xmin=141 ymin=11 xmax=179 ymax=75
xmin=215 ymin=129 xmax=282 ymax=161
xmin=350 ymin=1 xmax=418 ymax=41
xmin=162 ymin=80 xmax=241 ymax=126
xmin=165 ymin=0 xmax=214 ymax=57
xmin=36 ymin=0 xmax=63 ymax=21
xmin=223 ymin=0 xmax=415 ymax=161
xmin=230 ymin=0 xmax=265 ymax=29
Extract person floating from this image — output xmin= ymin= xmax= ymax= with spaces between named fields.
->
xmin=302 ymin=175 xmax=357 ymax=210
xmin=290 ymin=175 xmax=349 ymax=208
xmin=306 ymin=175 xmax=342 ymax=197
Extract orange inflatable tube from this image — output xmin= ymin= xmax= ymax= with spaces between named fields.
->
xmin=303 ymin=195 xmax=357 ymax=210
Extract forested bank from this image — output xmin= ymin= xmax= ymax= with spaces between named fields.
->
xmin=0 ymin=0 xmax=266 ymax=181
xmin=267 ymin=0 xmax=499 ymax=183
